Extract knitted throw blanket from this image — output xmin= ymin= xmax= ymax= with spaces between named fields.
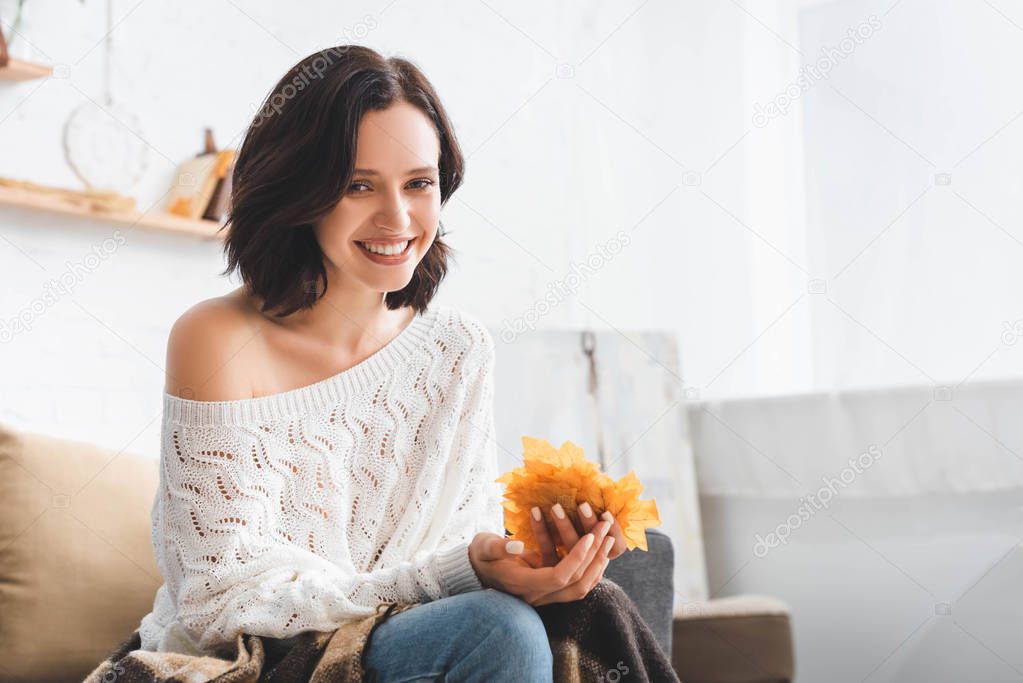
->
xmin=85 ymin=579 xmax=679 ymax=683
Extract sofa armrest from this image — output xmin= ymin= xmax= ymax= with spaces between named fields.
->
xmin=672 ymin=595 xmax=794 ymax=683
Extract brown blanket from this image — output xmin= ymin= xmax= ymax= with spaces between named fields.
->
xmin=84 ymin=579 xmax=679 ymax=683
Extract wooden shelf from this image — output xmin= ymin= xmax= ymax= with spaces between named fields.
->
xmin=0 ymin=58 xmax=52 ymax=81
xmin=0 ymin=185 xmax=224 ymax=239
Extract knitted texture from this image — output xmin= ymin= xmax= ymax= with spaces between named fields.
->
xmin=136 ymin=304 xmax=504 ymax=656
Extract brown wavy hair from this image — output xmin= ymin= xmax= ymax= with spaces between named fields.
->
xmin=220 ymin=45 xmax=465 ymax=318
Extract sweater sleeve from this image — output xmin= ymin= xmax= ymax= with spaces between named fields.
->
xmin=153 ymin=416 xmax=491 ymax=654
xmin=430 ymin=325 xmax=506 ymax=591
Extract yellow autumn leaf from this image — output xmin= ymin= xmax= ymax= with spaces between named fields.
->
xmin=496 ymin=436 xmax=661 ymax=553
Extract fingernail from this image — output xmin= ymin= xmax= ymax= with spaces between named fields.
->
xmin=531 ymin=506 xmax=542 ymax=522
xmin=602 ymin=537 xmax=615 ymax=553
xmin=601 ymin=511 xmax=614 ymax=523
xmin=506 ymin=540 xmax=524 ymax=554
xmin=552 ymin=504 xmax=565 ymax=519
xmin=579 ymin=502 xmax=593 ymax=518
xmin=582 ymin=534 xmax=594 ymax=550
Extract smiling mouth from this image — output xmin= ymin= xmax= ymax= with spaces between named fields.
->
xmin=355 ymin=237 xmax=417 ymax=257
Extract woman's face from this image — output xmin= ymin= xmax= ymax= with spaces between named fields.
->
xmin=315 ymin=101 xmax=442 ymax=297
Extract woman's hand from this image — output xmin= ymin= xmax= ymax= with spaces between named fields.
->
xmin=529 ymin=502 xmax=629 ymax=567
xmin=468 ymin=519 xmax=616 ymax=606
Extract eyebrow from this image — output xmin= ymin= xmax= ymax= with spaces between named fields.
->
xmin=353 ymin=166 xmax=439 ymax=176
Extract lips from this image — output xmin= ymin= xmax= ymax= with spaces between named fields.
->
xmin=355 ymin=236 xmax=417 ymax=259
xmin=356 ymin=237 xmax=416 ymax=245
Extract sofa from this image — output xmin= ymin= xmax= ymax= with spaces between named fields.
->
xmin=0 ymin=422 xmax=795 ymax=682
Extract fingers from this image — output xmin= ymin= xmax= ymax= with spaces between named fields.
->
xmin=569 ymin=519 xmax=612 ymax=583
xmin=519 ymin=521 xmax=611 ymax=605
xmin=601 ymin=511 xmax=629 ymax=559
xmin=474 ymin=533 xmax=519 ymax=562
xmin=578 ymin=501 xmax=598 ymax=533
xmin=483 ymin=511 xmax=617 ymax=604
xmin=532 ymin=534 xmax=615 ymax=606
xmin=526 ymin=504 xmax=609 ymax=569
xmin=529 ymin=506 xmax=560 ymax=567
xmin=505 ymin=530 xmax=595 ymax=600
xmin=579 ymin=534 xmax=614 ymax=588
xmin=543 ymin=530 xmax=595 ymax=591
xmin=551 ymin=503 xmax=580 ymax=550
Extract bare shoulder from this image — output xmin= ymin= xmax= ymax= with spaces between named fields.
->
xmin=165 ymin=292 xmax=265 ymax=401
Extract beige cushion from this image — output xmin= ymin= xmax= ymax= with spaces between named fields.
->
xmin=672 ymin=595 xmax=794 ymax=683
xmin=0 ymin=422 xmax=160 ymax=683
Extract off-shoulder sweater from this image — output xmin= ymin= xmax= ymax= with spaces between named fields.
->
xmin=136 ymin=304 xmax=504 ymax=655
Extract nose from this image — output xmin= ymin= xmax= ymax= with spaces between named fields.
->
xmin=374 ymin=187 xmax=413 ymax=233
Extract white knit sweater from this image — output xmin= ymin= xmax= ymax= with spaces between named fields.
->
xmin=137 ymin=304 xmax=504 ymax=656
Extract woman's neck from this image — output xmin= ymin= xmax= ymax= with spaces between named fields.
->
xmin=232 ymin=284 xmax=414 ymax=357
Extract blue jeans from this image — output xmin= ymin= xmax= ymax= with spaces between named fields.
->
xmin=363 ymin=588 xmax=554 ymax=682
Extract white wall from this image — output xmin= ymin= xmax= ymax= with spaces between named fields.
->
xmin=694 ymin=2 xmax=1023 ymax=680
xmin=0 ymin=0 xmax=764 ymax=457
xmin=799 ymin=0 xmax=1023 ymax=392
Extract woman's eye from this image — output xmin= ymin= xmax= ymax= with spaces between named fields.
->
xmin=348 ymin=179 xmax=435 ymax=194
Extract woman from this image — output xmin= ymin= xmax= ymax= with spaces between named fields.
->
xmin=135 ymin=45 xmax=631 ymax=681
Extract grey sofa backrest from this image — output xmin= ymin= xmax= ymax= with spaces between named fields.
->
xmin=603 ymin=528 xmax=674 ymax=658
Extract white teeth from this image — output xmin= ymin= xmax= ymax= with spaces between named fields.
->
xmin=359 ymin=240 xmax=410 ymax=256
